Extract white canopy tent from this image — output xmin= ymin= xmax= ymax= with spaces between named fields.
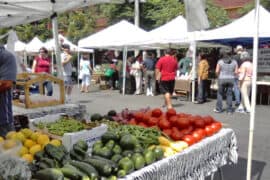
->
xmin=25 ymin=36 xmax=45 ymax=53
xmin=194 ymin=5 xmax=270 ymax=42
xmin=78 ymin=20 xmax=151 ymax=50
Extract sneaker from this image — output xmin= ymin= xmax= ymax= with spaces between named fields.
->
xmin=235 ymin=108 xmax=246 ymax=113
xmin=213 ymin=108 xmax=222 ymax=113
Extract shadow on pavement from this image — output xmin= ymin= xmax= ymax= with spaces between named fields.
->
xmin=77 ymin=100 xmax=92 ymax=104
xmin=206 ymin=156 xmax=266 ymax=180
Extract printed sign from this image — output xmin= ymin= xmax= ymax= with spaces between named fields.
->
xmin=247 ymin=48 xmax=270 ymax=73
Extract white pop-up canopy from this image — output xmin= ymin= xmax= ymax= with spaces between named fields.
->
xmin=78 ymin=20 xmax=150 ymax=50
xmin=195 ymin=5 xmax=270 ymax=42
xmin=5 ymin=40 xmax=26 ymax=52
xmin=0 ymin=0 xmax=125 ymax=28
xmin=25 ymin=36 xmax=45 ymax=53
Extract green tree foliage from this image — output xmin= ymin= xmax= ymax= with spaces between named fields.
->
xmin=239 ymin=0 xmax=270 ymax=15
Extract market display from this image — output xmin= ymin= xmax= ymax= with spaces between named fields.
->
xmin=0 ymin=107 xmax=224 ymax=180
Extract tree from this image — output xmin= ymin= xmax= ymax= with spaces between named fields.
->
xmin=239 ymin=0 xmax=270 ymax=15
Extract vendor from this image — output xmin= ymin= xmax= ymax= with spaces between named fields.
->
xmin=0 ymin=45 xmax=17 ymax=137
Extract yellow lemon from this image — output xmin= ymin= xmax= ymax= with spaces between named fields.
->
xmin=3 ymin=139 xmax=17 ymax=150
xmin=49 ymin=139 xmax=62 ymax=147
xmin=18 ymin=146 xmax=29 ymax=157
xmin=29 ymin=144 xmax=42 ymax=156
xmin=37 ymin=134 xmax=50 ymax=145
xmin=0 ymin=136 xmax=4 ymax=143
xmin=21 ymin=154 xmax=33 ymax=163
xmin=30 ymin=132 xmax=41 ymax=142
xmin=6 ymin=131 xmax=16 ymax=139
xmin=24 ymin=139 xmax=36 ymax=149
xmin=21 ymin=128 xmax=33 ymax=138
xmin=14 ymin=132 xmax=26 ymax=143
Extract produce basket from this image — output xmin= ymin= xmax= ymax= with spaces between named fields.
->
xmin=29 ymin=114 xmax=108 ymax=151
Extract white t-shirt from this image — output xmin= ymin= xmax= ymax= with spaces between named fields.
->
xmin=61 ymin=53 xmax=72 ymax=76
xmin=80 ymin=59 xmax=90 ymax=75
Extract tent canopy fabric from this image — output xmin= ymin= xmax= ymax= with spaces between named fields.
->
xmin=5 ymin=40 xmax=26 ymax=52
xmin=0 ymin=0 xmax=125 ymax=28
xmin=78 ymin=20 xmax=150 ymax=50
xmin=25 ymin=36 xmax=44 ymax=53
xmin=195 ymin=5 xmax=270 ymax=45
xmin=44 ymin=34 xmax=93 ymax=52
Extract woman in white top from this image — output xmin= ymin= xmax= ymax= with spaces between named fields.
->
xmin=130 ymin=58 xmax=142 ymax=95
xmin=236 ymin=51 xmax=253 ymax=113
xmin=79 ymin=53 xmax=92 ymax=93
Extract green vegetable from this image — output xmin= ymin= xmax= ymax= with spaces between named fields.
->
xmin=70 ymin=149 xmax=84 ymax=161
xmin=91 ymin=113 xmax=103 ymax=121
xmin=44 ymin=144 xmax=66 ymax=163
xmin=118 ymin=157 xmax=134 ymax=174
xmin=144 ymin=150 xmax=156 ymax=165
xmin=84 ymin=157 xmax=112 ymax=177
xmin=91 ymin=155 xmax=118 ymax=173
xmin=68 ymin=160 xmax=99 ymax=179
xmin=73 ymin=145 xmax=86 ymax=157
xmin=153 ymin=147 xmax=164 ymax=160
xmin=34 ymin=150 xmax=45 ymax=161
xmin=93 ymin=146 xmax=113 ymax=159
xmin=119 ymin=134 xmax=138 ymax=150
xmin=101 ymin=131 xmax=120 ymax=143
xmin=105 ymin=140 xmax=115 ymax=149
xmin=40 ymin=158 xmax=56 ymax=168
xmin=122 ymin=150 xmax=133 ymax=158
xmin=132 ymin=153 xmax=145 ymax=170
xmin=111 ymin=154 xmax=123 ymax=163
xmin=107 ymin=110 xmax=117 ymax=117
xmin=112 ymin=144 xmax=122 ymax=154
xmin=74 ymin=140 xmax=88 ymax=152
xmin=34 ymin=168 xmax=64 ymax=180
xmin=117 ymin=169 xmax=126 ymax=178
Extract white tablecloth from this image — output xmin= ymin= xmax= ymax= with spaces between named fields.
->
xmin=122 ymin=128 xmax=238 ymax=180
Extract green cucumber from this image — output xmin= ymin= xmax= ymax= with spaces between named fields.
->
xmin=69 ymin=160 xmax=99 ymax=179
xmin=83 ymin=157 xmax=112 ymax=177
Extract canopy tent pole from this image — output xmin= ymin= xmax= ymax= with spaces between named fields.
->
xmin=92 ymin=50 xmax=95 ymax=68
xmin=247 ymin=0 xmax=260 ymax=179
xmin=51 ymin=13 xmax=63 ymax=79
xmin=191 ymin=40 xmax=197 ymax=102
xmin=122 ymin=46 xmax=128 ymax=95
xmin=51 ymin=51 xmax=54 ymax=74
xmin=77 ymin=51 xmax=80 ymax=88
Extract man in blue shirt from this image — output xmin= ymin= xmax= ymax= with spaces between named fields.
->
xmin=0 ymin=45 xmax=17 ymax=137
xmin=142 ymin=51 xmax=156 ymax=96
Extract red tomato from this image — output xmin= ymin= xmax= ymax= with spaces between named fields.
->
xmin=152 ymin=108 xmax=163 ymax=117
xmin=171 ymin=127 xmax=184 ymax=141
xmin=192 ymin=131 xmax=202 ymax=142
xmin=211 ymin=122 xmax=222 ymax=133
xmin=205 ymin=125 xmax=214 ymax=136
xmin=158 ymin=119 xmax=171 ymax=130
xmin=134 ymin=112 xmax=144 ymax=122
xmin=194 ymin=118 xmax=205 ymax=129
xmin=148 ymin=117 xmax=159 ymax=126
xmin=195 ymin=128 xmax=206 ymax=139
xmin=182 ymin=135 xmax=196 ymax=146
xmin=203 ymin=116 xmax=214 ymax=125
xmin=168 ymin=115 xmax=178 ymax=125
xmin=129 ymin=118 xmax=137 ymax=125
xmin=166 ymin=108 xmax=176 ymax=118
xmin=138 ymin=122 xmax=147 ymax=128
xmin=176 ymin=117 xmax=190 ymax=129
xmin=163 ymin=129 xmax=172 ymax=136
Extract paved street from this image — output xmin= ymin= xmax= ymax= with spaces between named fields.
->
xmin=51 ymin=86 xmax=270 ymax=179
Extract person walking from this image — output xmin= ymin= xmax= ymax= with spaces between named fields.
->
xmin=31 ymin=47 xmax=53 ymax=96
xmin=79 ymin=52 xmax=92 ymax=93
xmin=214 ymin=49 xmax=238 ymax=114
xmin=130 ymin=56 xmax=143 ymax=95
xmin=61 ymin=44 xmax=73 ymax=103
xmin=142 ymin=51 xmax=156 ymax=96
xmin=155 ymin=49 xmax=178 ymax=109
xmin=196 ymin=52 xmax=209 ymax=104
xmin=235 ymin=51 xmax=253 ymax=113
xmin=178 ymin=49 xmax=192 ymax=76
xmin=0 ymin=45 xmax=17 ymax=137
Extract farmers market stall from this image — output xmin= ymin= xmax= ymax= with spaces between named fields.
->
xmin=123 ymin=128 xmax=237 ymax=180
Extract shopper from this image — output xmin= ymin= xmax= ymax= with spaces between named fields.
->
xmin=178 ymin=49 xmax=192 ymax=76
xmin=31 ymin=47 xmax=53 ymax=96
xmin=0 ymin=45 xmax=17 ymax=137
xmin=214 ymin=49 xmax=238 ymax=114
xmin=61 ymin=44 xmax=73 ymax=103
xmin=142 ymin=51 xmax=156 ymax=96
xmin=236 ymin=51 xmax=253 ymax=113
xmin=79 ymin=52 xmax=92 ymax=93
xmin=155 ymin=49 xmax=178 ymax=109
xmin=196 ymin=52 xmax=209 ymax=104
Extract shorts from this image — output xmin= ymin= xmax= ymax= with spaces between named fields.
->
xmin=64 ymin=76 xmax=72 ymax=86
xmin=159 ymin=80 xmax=175 ymax=94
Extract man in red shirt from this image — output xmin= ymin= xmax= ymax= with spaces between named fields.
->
xmin=155 ymin=49 xmax=178 ymax=109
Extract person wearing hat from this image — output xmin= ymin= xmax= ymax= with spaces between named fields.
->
xmin=232 ymin=45 xmax=244 ymax=107
xmin=235 ymin=51 xmax=253 ymax=113
xmin=61 ymin=44 xmax=73 ymax=103
xmin=214 ymin=48 xmax=238 ymax=114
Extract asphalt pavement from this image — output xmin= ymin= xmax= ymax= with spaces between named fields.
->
xmin=68 ymin=86 xmax=269 ymax=180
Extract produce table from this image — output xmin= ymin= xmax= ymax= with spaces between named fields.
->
xmin=122 ymin=128 xmax=237 ymax=180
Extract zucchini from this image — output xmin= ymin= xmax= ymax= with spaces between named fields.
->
xmin=105 ymin=140 xmax=115 ymax=149
xmin=44 ymin=144 xmax=65 ymax=162
xmin=61 ymin=164 xmax=89 ymax=180
xmin=83 ymin=157 xmax=112 ymax=177
xmin=91 ymin=155 xmax=118 ymax=173
xmin=101 ymin=131 xmax=120 ymax=143
xmin=73 ymin=145 xmax=86 ymax=157
xmin=94 ymin=146 xmax=113 ymax=159
xmin=34 ymin=168 xmax=64 ymax=180
xmin=118 ymin=157 xmax=134 ymax=174
xmin=40 ymin=158 xmax=56 ymax=168
xmin=111 ymin=154 xmax=123 ymax=163
xmin=60 ymin=167 xmax=81 ymax=180
xmin=69 ymin=160 xmax=99 ymax=179
xmin=112 ymin=144 xmax=122 ymax=154
xmin=70 ymin=149 xmax=84 ymax=161
xmin=73 ymin=140 xmax=88 ymax=152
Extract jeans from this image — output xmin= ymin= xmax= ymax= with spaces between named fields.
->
xmin=43 ymin=81 xmax=53 ymax=96
xmin=216 ymin=79 xmax=234 ymax=112
xmin=233 ymin=78 xmax=240 ymax=105
xmin=198 ymin=79 xmax=207 ymax=102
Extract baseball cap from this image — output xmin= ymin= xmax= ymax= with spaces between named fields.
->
xmin=62 ymin=44 xmax=70 ymax=50
xmin=235 ymin=45 xmax=243 ymax=52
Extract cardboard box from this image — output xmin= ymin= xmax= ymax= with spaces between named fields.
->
xmin=29 ymin=114 xmax=108 ymax=151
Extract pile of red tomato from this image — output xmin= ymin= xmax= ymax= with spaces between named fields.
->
xmin=128 ymin=108 xmax=222 ymax=146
